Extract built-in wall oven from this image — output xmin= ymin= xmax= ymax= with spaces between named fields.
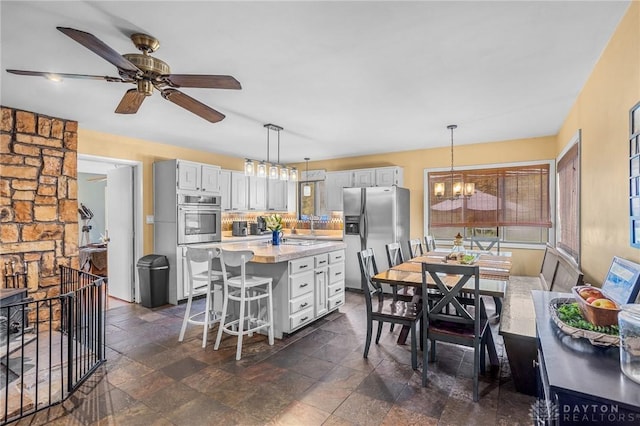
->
xmin=177 ymin=194 xmax=222 ymax=244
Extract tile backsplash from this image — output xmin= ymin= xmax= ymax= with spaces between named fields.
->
xmin=222 ymin=211 xmax=343 ymax=231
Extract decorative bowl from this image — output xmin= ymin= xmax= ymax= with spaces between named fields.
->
xmin=572 ymin=285 xmax=621 ymax=326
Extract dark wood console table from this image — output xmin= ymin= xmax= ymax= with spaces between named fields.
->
xmin=533 ymin=290 xmax=640 ymax=425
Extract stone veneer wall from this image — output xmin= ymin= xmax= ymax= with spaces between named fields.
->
xmin=0 ymin=106 xmax=79 ymax=323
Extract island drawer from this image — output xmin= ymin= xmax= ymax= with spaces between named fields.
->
xmin=328 ymin=292 xmax=345 ymax=311
xmin=290 ymin=270 xmax=314 ymax=299
xmin=290 ymin=306 xmax=314 ymax=330
xmin=328 ymin=282 xmax=344 ymax=298
xmin=290 ymin=292 xmax=314 ymax=315
xmin=290 ymin=257 xmax=314 ymax=275
xmin=328 ymin=264 xmax=344 ymax=284
xmin=329 ymin=250 xmax=345 ymax=264
xmin=315 ymin=253 xmax=329 ymax=268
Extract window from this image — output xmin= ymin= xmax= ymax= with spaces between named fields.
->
xmin=557 ymin=133 xmax=581 ymax=262
xmin=298 ymin=181 xmax=327 ymax=219
xmin=426 ymin=162 xmax=552 ymax=244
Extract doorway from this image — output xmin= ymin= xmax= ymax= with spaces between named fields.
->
xmin=77 ymin=154 xmax=143 ymax=303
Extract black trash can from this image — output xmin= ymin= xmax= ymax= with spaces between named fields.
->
xmin=136 ymin=254 xmax=169 ymax=308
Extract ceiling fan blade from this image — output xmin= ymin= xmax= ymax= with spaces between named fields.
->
xmin=161 ymin=89 xmax=225 ymax=123
xmin=6 ymin=69 xmax=128 ymax=82
xmin=162 ymin=74 xmax=241 ymax=90
xmin=57 ymin=27 xmax=140 ymax=74
xmin=115 ymin=89 xmax=146 ymax=114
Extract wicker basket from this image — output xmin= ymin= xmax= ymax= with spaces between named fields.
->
xmin=549 ymin=298 xmax=620 ymax=347
xmin=572 ymin=286 xmax=620 ymax=326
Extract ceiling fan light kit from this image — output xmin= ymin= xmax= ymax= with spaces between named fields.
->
xmin=6 ymin=26 xmax=241 ymax=123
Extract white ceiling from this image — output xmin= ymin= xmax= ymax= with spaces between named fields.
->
xmin=0 ymin=1 xmax=630 ymax=163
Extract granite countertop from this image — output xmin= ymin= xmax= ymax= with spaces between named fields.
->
xmin=221 ymin=234 xmax=271 ymax=243
xmin=195 ymin=240 xmax=346 ymax=263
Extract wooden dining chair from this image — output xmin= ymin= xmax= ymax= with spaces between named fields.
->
xmin=384 ymin=242 xmax=404 ymax=315
xmin=469 ymin=236 xmax=500 ymax=254
xmin=357 ymin=248 xmax=421 ymax=369
xmin=407 ymin=238 xmax=424 ymax=258
xmin=384 ymin=242 xmax=415 ymax=331
xmin=424 ymin=235 xmax=437 ymax=252
xmin=421 ymin=262 xmax=497 ymax=401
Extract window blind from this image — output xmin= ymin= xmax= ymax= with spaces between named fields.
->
xmin=429 ymin=164 xmax=551 ymax=229
xmin=556 ymin=143 xmax=580 ymax=260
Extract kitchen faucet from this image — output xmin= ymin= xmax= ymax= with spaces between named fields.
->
xmin=309 ymin=215 xmax=320 ymax=235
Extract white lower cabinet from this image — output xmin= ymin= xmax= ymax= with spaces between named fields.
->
xmin=314 ymin=254 xmax=329 ymax=317
xmin=327 ymin=250 xmax=345 ymax=310
xmin=288 ymin=257 xmax=315 ymax=330
xmin=245 ymin=248 xmax=345 ymax=339
xmin=285 ymin=249 xmax=345 ymax=335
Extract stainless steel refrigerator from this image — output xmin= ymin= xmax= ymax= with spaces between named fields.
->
xmin=343 ymin=186 xmax=410 ymax=291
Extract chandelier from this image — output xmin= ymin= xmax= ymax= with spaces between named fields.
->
xmin=434 ymin=124 xmax=474 ymax=198
xmin=244 ymin=123 xmax=297 ymax=181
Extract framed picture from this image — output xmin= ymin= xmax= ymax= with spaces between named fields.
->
xmin=630 ymin=101 xmax=640 ymax=248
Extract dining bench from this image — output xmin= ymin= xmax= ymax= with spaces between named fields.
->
xmin=499 ymin=244 xmax=583 ymax=395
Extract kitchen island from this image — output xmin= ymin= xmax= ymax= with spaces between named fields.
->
xmin=179 ymin=239 xmax=346 ymax=339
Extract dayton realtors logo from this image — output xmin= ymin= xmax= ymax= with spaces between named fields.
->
xmin=530 ymin=399 xmax=559 ymax=423
xmin=531 ymin=400 xmax=639 ymax=424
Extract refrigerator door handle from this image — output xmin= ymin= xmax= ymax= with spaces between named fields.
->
xmin=360 ymin=188 xmax=367 ymax=250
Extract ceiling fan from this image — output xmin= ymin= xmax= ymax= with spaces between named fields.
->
xmin=6 ymin=27 xmax=241 ymax=123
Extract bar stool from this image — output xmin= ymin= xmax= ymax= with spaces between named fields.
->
xmin=179 ymin=247 xmax=225 ymax=348
xmin=214 ymin=249 xmax=274 ymax=360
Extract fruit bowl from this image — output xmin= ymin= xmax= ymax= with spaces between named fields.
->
xmin=572 ymin=285 xmax=621 ymax=326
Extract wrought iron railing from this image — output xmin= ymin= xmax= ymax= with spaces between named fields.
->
xmin=1 ymin=266 xmax=106 ymax=425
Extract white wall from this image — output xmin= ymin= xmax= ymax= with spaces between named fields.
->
xmin=77 ymin=173 xmax=106 ymax=245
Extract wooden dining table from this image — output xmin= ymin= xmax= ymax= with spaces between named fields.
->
xmin=372 ymin=253 xmax=511 ymax=298
xmin=371 ymin=250 xmax=511 ymax=350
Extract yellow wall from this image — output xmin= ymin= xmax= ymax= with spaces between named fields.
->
xmin=78 ymin=128 xmax=245 ymax=254
xmin=556 ymin=1 xmax=640 ymax=284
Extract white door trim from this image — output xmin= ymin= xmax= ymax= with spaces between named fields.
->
xmin=78 ymin=154 xmax=144 ymax=303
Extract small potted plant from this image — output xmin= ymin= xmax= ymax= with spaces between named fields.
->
xmin=265 ymin=214 xmax=284 ymax=245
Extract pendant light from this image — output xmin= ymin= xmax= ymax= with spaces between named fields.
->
xmin=257 ymin=161 xmax=267 ymax=178
xmin=246 ymin=123 xmax=293 ymax=180
xmin=244 ymin=158 xmax=255 ymax=176
xmin=266 ymin=125 xmax=278 ymax=179
xmin=303 ymin=157 xmax=311 ymax=197
xmin=434 ymin=124 xmax=474 ymax=199
xmin=277 ymin=128 xmax=289 ymax=180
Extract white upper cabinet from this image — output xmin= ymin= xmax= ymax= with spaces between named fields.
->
xmin=375 ymin=166 xmax=403 ymax=187
xmin=353 ymin=169 xmax=375 ymax=187
xmin=219 ymin=170 xmax=231 ymax=210
xmin=230 ymin=171 xmax=248 ymax=211
xmin=267 ymin=179 xmax=288 ymax=211
xmin=176 ymin=160 xmax=220 ymax=194
xmin=326 ymin=171 xmax=353 ymax=211
xmin=177 ymin=160 xmax=199 ymax=191
xmin=248 ymin=176 xmax=267 ymax=210
xmin=201 ymin=165 xmax=221 ymax=193
xmin=287 ymin=181 xmax=297 ymax=213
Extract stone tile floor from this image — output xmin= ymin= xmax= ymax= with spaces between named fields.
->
xmin=11 ymin=291 xmax=535 ymax=425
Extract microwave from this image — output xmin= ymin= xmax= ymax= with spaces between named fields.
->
xmin=177 ymin=202 xmax=222 ymax=245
